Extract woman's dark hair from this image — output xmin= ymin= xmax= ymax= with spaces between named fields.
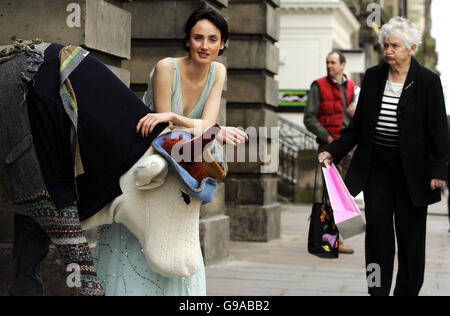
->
xmin=183 ymin=7 xmax=229 ymax=56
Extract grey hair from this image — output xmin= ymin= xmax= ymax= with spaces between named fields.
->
xmin=379 ymin=17 xmax=422 ymax=52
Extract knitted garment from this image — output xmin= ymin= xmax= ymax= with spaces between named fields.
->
xmin=15 ymin=191 xmax=104 ymax=296
xmin=59 ymin=45 xmax=89 ymax=136
xmin=82 ymin=127 xmax=227 ymax=277
xmin=152 ymin=130 xmax=224 ymax=205
xmin=25 ymin=42 xmax=165 ymax=295
xmin=0 ymin=41 xmax=104 ymax=296
xmin=82 ymin=144 xmax=203 ymax=278
xmin=67 ymin=47 xmax=167 ymax=221
xmin=22 ymin=43 xmax=105 ymax=296
xmin=0 ymin=41 xmax=49 ymax=206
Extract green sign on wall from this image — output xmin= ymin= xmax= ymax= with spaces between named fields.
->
xmin=278 ymin=89 xmax=308 ymax=112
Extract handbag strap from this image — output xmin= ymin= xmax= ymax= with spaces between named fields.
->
xmin=313 ymin=162 xmax=328 ymax=204
xmin=312 ymin=163 xmax=320 ymax=204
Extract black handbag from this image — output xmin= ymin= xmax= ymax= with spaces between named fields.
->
xmin=307 ymin=164 xmax=339 ymax=259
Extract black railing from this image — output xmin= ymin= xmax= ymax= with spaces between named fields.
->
xmin=278 ymin=116 xmax=317 ymax=186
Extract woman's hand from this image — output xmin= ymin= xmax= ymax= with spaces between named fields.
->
xmin=318 ymin=151 xmax=334 ymax=165
xmin=136 ymin=112 xmax=174 ymax=137
xmin=216 ymin=126 xmax=248 ymax=146
xmin=430 ymin=179 xmax=446 ymax=190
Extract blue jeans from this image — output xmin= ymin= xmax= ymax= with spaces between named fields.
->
xmin=8 ymin=213 xmax=51 ymax=296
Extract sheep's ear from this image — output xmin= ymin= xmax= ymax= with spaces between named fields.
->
xmin=135 ymin=154 xmax=168 ymax=190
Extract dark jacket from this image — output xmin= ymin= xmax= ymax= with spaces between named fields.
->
xmin=27 ymin=43 xmax=167 ymax=221
xmin=68 ymin=50 xmax=168 ymax=220
xmin=327 ymin=57 xmax=448 ymax=207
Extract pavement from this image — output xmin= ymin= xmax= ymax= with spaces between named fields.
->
xmin=205 ymin=198 xmax=450 ymax=296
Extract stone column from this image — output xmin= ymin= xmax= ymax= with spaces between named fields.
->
xmin=0 ymin=0 xmax=132 ymax=86
xmin=122 ymin=0 xmax=230 ymax=264
xmin=224 ymin=0 xmax=281 ymax=242
xmin=0 ymin=0 xmax=131 ymax=295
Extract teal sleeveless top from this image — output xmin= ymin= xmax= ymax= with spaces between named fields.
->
xmin=94 ymin=58 xmax=217 ymax=296
xmin=143 ymin=57 xmax=217 ymax=119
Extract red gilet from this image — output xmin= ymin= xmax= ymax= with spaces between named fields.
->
xmin=315 ymin=76 xmax=355 ymax=139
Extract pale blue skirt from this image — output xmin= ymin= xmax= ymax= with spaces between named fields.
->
xmin=94 ymin=223 xmax=206 ymax=296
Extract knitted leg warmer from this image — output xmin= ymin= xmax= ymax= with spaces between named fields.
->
xmin=17 ymin=191 xmax=105 ymax=296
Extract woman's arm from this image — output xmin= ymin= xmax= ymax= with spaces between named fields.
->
xmin=137 ymin=61 xmax=247 ymax=145
xmin=172 ymin=63 xmax=247 ymax=145
xmin=137 ymin=59 xmax=176 ymax=136
xmin=172 ymin=62 xmax=227 ymax=131
xmin=137 ymin=59 xmax=219 ymax=136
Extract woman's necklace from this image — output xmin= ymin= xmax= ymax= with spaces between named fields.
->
xmin=388 ymin=73 xmax=404 ymax=96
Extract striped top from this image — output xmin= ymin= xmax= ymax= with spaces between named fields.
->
xmin=373 ymin=81 xmax=404 ymax=147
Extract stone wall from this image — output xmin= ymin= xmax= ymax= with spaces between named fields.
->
xmin=0 ymin=0 xmax=132 ymax=86
xmin=224 ymin=0 xmax=281 ymax=242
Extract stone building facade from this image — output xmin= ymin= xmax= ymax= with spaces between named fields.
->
xmin=408 ymin=0 xmax=438 ymax=72
xmin=277 ymin=0 xmax=361 ymax=129
xmin=224 ymin=0 xmax=281 ymax=242
xmin=0 ymin=0 xmax=281 ymax=295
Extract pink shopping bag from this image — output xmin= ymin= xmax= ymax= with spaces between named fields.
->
xmin=322 ymin=162 xmax=365 ymax=239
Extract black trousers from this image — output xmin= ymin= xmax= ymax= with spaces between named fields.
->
xmin=364 ymin=144 xmax=427 ymax=296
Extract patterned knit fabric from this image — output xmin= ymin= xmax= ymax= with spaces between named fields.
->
xmin=15 ymin=191 xmax=105 ymax=296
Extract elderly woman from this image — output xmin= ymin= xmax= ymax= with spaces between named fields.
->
xmin=319 ymin=17 xmax=448 ymax=296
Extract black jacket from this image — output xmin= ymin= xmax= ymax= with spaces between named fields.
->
xmin=327 ymin=57 xmax=448 ymax=207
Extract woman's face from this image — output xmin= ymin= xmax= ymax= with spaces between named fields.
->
xmin=383 ymin=34 xmax=416 ymax=68
xmin=186 ymin=19 xmax=224 ymax=64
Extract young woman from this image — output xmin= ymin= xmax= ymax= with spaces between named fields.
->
xmin=94 ymin=7 xmax=247 ymax=296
